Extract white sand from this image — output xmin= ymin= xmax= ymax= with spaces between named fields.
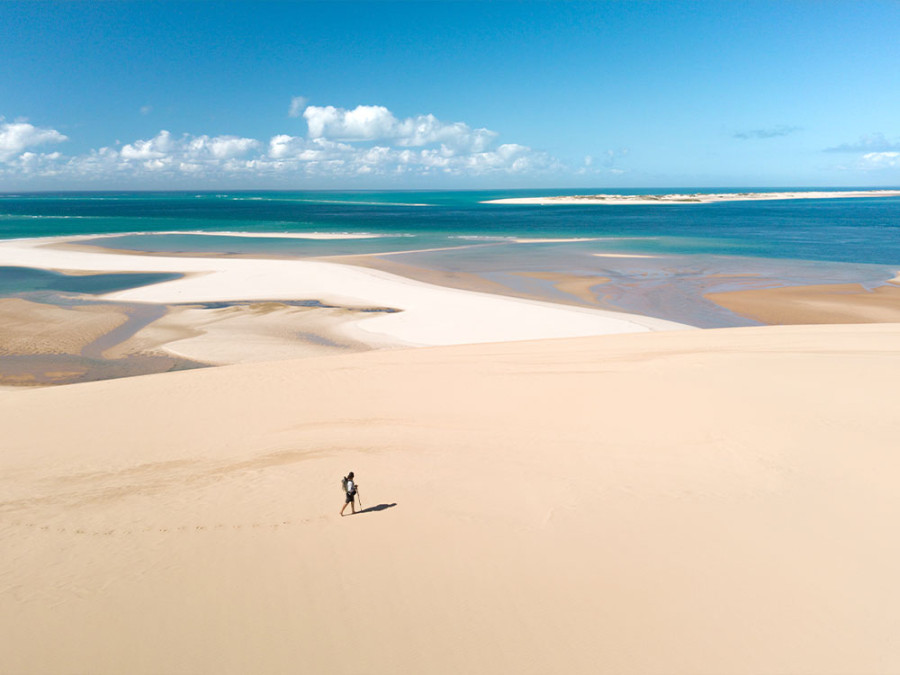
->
xmin=0 ymin=237 xmax=690 ymax=349
xmin=149 ymin=230 xmax=393 ymax=240
xmin=2 ymin=323 xmax=900 ymax=674
xmin=108 ymin=302 xmax=374 ymax=365
xmin=484 ymin=190 xmax=900 ymax=205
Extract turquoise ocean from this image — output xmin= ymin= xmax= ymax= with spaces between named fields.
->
xmin=1 ymin=189 xmax=899 ymax=328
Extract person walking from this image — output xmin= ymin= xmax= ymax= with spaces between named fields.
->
xmin=340 ymin=471 xmax=358 ymax=516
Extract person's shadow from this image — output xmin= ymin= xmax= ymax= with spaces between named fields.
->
xmin=355 ymin=503 xmax=397 ymax=515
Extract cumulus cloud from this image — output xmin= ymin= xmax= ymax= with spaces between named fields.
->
xmin=0 ymin=121 xmax=68 ymax=161
xmin=734 ymin=125 xmax=801 ymax=140
xmin=1 ymin=102 xmax=561 ymax=184
xmin=288 ymin=96 xmax=308 ymax=118
xmin=111 ymin=130 xmax=263 ymax=174
xmin=120 ymin=129 xmax=176 ymax=160
xmin=302 ymin=104 xmax=498 ymax=153
xmin=825 ymin=133 xmax=900 ymax=153
xmin=187 ymin=135 xmax=260 ymax=159
xmin=859 ymin=152 xmax=900 ymax=169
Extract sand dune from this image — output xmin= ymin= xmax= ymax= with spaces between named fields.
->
xmin=2 ymin=323 xmax=900 ymax=674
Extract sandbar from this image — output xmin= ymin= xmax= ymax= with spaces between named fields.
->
xmin=707 ymin=281 xmax=900 ymax=324
xmin=484 ymin=189 xmax=900 ymax=205
xmin=0 ymin=237 xmax=691 ymax=352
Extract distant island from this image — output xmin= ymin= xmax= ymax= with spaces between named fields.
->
xmin=483 ymin=190 xmax=900 ymax=205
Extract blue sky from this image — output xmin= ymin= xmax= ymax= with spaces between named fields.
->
xmin=2 ymin=0 xmax=899 ymax=189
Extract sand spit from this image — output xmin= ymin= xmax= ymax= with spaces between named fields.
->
xmin=0 ymin=238 xmax=690 ymax=350
xmin=2 ymin=323 xmax=900 ymax=674
xmin=484 ymin=189 xmax=900 ymax=205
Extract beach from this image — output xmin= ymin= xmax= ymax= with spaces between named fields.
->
xmin=3 ymin=323 xmax=900 ymax=674
xmin=0 ymin=236 xmax=688 ymax=385
xmin=2 ymin=204 xmax=900 ymax=673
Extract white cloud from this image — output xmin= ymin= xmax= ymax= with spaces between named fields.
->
xmin=860 ymin=151 xmax=900 ymax=169
xmin=187 ymin=135 xmax=260 ymax=159
xmin=302 ymin=104 xmax=498 ymax=153
xmin=262 ymin=135 xmax=556 ymax=178
xmin=1 ymin=102 xmax=562 ymax=184
xmin=288 ymin=96 xmax=308 ymax=118
xmin=304 ymin=105 xmax=396 ymax=140
xmin=120 ymin=130 xmax=176 ymax=160
xmin=0 ymin=121 xmax=68 ymax=161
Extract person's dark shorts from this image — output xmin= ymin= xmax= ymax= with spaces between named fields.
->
xmin=345 ymin=491 xmax=355 ymax=504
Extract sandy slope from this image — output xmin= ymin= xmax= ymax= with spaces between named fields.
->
xmin=2 ymin=323 xmax=900 ymax=674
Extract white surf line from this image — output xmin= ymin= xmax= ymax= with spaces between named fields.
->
xmin=0 ymin=237 xmax=693 ymax=348
xmin=333 ymin=243 xmax=496 ymax=257
xmin=76 ymin=230 xmax=402 ymax=241
xmin=513 ymin=237 xmax=600 ymax=243
xmin=0 ymin=231 xmax=404 ymax=246
xmin=450 ymin=236 xmax=600 ymax=244
xmin=222 ymin=196 xmax=433 ymax=207
xmin=151 ymin=230 xmax=406 ymax=240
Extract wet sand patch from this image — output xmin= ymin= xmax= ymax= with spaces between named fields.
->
xmin=706 ymin=282 xmax=900 ymax=324
xmin=514 ymin=271 xmax=611 ymax=305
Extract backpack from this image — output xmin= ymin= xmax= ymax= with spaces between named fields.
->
xmin=341 ymin=476 xmax=349 ymax=493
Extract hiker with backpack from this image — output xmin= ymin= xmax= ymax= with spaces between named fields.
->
xmin=340 ymin=471 xmax=360 ymax=516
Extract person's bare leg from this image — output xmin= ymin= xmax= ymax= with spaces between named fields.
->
xmin=340 ymin=501 xmax=348 ymax=516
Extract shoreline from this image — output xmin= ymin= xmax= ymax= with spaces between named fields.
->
xmin=483 ymin=189 xmax=900 ymax=205
xmin=3 ymin=233 xmax=899 ymax=387
xmin=0 ymin=236 xmax=690 ymax=386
